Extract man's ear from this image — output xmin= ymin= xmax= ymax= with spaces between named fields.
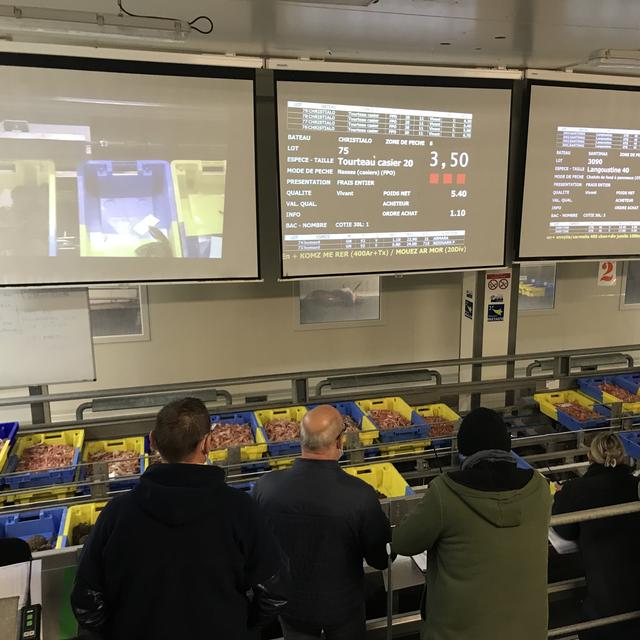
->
xmin=149 ymin=431 xmax=157 ymax=452
xmin=203 ymin=432 xmax=213 ymax=455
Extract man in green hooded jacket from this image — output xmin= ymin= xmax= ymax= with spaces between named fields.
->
xmin=393 ymin=408 xmax=552 ymax=640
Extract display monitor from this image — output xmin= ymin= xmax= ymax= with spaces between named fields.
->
xmin=0 ymin=57 xmax=258 ymax=285
xmin=276 ymin=78 xmax=512 ymax=278
xmin=520 ymin=83 xmax=640 ymax=259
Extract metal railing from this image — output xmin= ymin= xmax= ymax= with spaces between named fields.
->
xmin=0 ymin=343 xmax=638 ymax=424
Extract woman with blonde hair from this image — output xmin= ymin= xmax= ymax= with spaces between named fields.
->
xmin=553 ymin=431 xmax=640 ymax=640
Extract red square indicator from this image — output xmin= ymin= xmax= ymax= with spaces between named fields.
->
xmin=456 ymin=173 xmax=466 ymax=185
xmin=429 ymin=173 xmax=440 ymax=184
xmin=443 ymin=173 xmax=453 ymax=184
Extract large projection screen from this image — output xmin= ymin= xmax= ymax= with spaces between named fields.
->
xmin=0 ymin=57 xmax=258 ymax=285
xmin=276 ymin=78 xmax=512 ymax=278
xmin=520 ymin=83 xmax=640 ymax=259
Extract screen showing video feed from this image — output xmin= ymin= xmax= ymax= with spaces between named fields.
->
xmin=276 ymin=79 xmax=512 ymax=277
xmin=0 ymin=60 xmax=258 ymax=285
xmin=521 ymin=84 xmax=640 ymax=259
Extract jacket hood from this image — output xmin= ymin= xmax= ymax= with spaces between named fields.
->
xmin=442 ymin=471 xmax=545 ymax=528
xmin=133 ymin=463 xmax=226 ymax=526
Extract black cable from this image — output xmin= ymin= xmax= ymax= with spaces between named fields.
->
xmin=116 ymin=0 xmax=214 ymax=35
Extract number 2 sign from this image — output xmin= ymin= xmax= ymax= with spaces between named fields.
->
xmin=598 ymin=261 xmax=617 ymax=287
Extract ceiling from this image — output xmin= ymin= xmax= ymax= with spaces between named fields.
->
xmin=4 ymin=0 xmax=640 ymax=70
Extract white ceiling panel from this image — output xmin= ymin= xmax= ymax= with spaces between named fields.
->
xmin=2 ymin=0 xmax=640 ymax=70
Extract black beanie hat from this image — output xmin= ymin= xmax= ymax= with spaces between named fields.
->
xmin=457 ymin=407 xmax=511 ymax=456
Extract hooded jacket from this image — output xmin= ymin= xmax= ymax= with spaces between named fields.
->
xmin=393 ymin=461 xmax=552 ymax=640
xmin=71 ymin=463 xmax=287 ymax=640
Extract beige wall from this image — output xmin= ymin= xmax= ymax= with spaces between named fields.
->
xmin=517 ymin=261 xmax=639 ymax=354
xmin=34 ymin=272 xmax=462 ymax=420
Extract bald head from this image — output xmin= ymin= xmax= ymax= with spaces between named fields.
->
xmin=301 ymin=405 xmax=344 ymax=455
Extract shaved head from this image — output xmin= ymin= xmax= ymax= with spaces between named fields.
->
xmin=301 ymin=405 xmax=344 ymax=454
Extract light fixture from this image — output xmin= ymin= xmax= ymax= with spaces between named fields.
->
xmin=283 ymin=0 xmax=380 ymax=7
xmin=567 ymin=49 xmax=640 ymax=75
xmin=0 ymin=4 xmax=191 ymax=42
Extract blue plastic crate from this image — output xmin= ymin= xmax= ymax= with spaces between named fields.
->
xmin=209 ymin=411 xmax=266 ymax=462
xmin=578 ymin=376 xmax=640 ymax=406
xmin=0 ymin=507 xmax=67 ymax=549
xmin=307 ymin=401 xmax=375 ymax=449
xmin=555 ymin=405 xmax=609 ymax=431
xmin=614 ymin=374 xmax=640 ymax=396
xmin=376 ymin=412 xmax=428 ymax=444
xmin=306 ymin=401 xmax=365 ymax=425
xmin=0 ymin=422 xmax=19 ymax=471
xmin=619 ymin=431 xmax=640 ymax=460
xmin=77 ymin=160 xmax=182 ymax=258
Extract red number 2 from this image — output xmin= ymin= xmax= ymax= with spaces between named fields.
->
xmin=601 ymin=261 xmax=614 ymax=281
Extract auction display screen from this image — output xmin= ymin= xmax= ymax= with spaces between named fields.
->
xmin=0 ymin=62 xmax=258 ymax=285
xmin=521 ymin=84 xmax=640 ymax=258
xmin=276 ymin=80 xmax=512 ymax=277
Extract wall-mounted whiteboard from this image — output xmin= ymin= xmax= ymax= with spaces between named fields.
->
xmin=0 ymin=288 xmax=95 ymax=387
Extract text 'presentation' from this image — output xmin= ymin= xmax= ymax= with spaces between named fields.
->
xmin=277 ymin=80 xmax=512 ymax=277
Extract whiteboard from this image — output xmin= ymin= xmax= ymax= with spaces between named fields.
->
xmin=0 ymin=288 xmax=95 ymax=387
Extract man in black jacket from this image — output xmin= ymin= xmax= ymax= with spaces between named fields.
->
xmin=71 ymin=397 xmax=288 ymax=640
xmin=253 ymin=404 xmax=390 ymax=640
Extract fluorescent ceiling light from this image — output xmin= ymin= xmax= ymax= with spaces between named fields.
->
xmin=283 ymin=0 xmax=379 ymax=6
xmin=0 ymin=5 xmax=190 ymax=42
xmin=568 ymin=49 xmax=640 ymax=75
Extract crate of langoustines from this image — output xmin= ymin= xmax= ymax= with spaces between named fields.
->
xmin=356 ymin=397 xmax=428 ymax=444
xmin=1 ymin=429 xmax=84 ymax=491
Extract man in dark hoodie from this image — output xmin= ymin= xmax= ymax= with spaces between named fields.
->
xmin=71 ymin=397 xmax=288 ymax=640
xmin=393 ymin=407 xmax=552 ymax=640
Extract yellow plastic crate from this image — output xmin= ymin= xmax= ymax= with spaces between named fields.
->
xmin=268 ymin=456 xmax=296 ymax=470
xmin=9 ymin=430 xmax=85 ymax=462
xmin=344 ymin=463 xmax=413 ymax=498
xmin=415 ymin=403 xmax=461 ymax=425
xmin=597 ymin=390 xmax=640 ymax=414
xmin=254 ymin=406 xmax=307 ymax=460
xmin=62 ymin=501 xmax=108 ymax=547
xmin=356 ymin=397 xmax=430 ymax=457
xmin=356 ymin=397 xmax=415 ymax=441
xmin=82 ymin=437 xmax=145 ymax=466
xmin=534 ymin=390 xmax=607 ymax=431
xmin=2 ymin=429 xmax=85 ymax=491
xmin=10 ymin=486 xmax=77 ymax=506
